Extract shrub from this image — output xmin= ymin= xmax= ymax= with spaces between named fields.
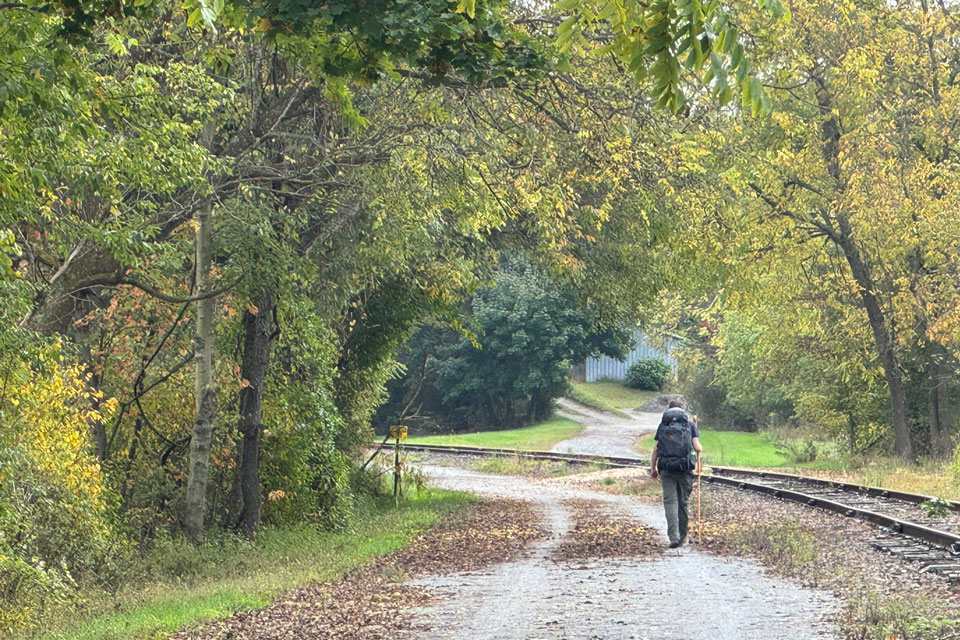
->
xmin=625 ymin=357 xmax=671 ymax=390
xmin=919 ymin=498 xmax=950 ymax=519
xmin=0 ymin=357 xmax=130 ymax=633
xmin=0 ymin=553 xmax=75 ymax=633
xmin=775 ymin=438 xmax=819 ymax=463
xmin=376 ymin=261 xmax=632 ymax=430
xmin=735 ymin=520 xmax=818 ymax=572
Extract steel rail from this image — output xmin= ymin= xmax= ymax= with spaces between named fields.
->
xmin=701 ymin=474 xmax=960 ymax=551
xmin=706 ymin=466 xmax=960 ymax=512
xmin=379 ymin=442 xmax=960 ymax=552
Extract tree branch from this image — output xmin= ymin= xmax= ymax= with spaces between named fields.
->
xmin=73 ymin=272 xmax=244 ymax=304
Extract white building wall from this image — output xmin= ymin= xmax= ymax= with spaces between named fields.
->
xmin=584 ymin=331 xmax=677 ymax=382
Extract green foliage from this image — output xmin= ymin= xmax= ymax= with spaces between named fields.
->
xmin=655 ymin=0 xmax=960 ymax=460
xmin=845 ymin=591 xmax=960 ymax=640
xmin=258 ymin=0 xmax=545 ymax=84
xmin=624 ymin=357 xmax=671 ymax=390
xmin=918 ymin=498 xmax=950 ymax=519
xmin=0 ymin=354 xmax=132 ymax=634
xmin=261 ymin=392 xmax=353 ymax=529
xmin=679 ymin=357 xmax=745 ymax=428
xmin=0 ymin=553 xmax=75 ymax=634
xmin=774 ymin=438 xmax=819 ymax=464
xmin=35 ymin=491 xmax=471 ymax=640
xmin=953 ymin=446 xmax=960 ymax=485
xmin=555 ymin=0 xmax=787 ymax=113
xmin=380 ymin=262 xmax=632 ymax=430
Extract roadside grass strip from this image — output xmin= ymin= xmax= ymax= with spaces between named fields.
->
xmin=36 ymin=490 xmax=472 ymax=640
xmin=636 ymin=428 xmax=791 ymax=468
xmin=405 ymin=416 xmax=582 ymax=451
xmin=568 ymin=380 xmax=659 ymax=413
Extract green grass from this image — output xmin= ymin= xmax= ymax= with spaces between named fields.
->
xmin=34 ymin=490 xmax=472 ymax=640
xmin=406 ymin=416 xmax=582 ymax=451
xmin=636 ymin=428 xmax=791 ymax=467
xmin=468 ymin=455 xmax=606 ymax=477
xmin=568 ymin=380 xmax=660 ymax=413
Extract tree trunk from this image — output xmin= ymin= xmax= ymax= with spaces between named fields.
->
xmin=815 ymin=84 xmax=914 ymax=461
xmin=930 ymin=357 xmax=953 ymax=459
xmin=231 ymin=290 xmax=276 ymax=537
xmin=928 ymin=377 xmax=942 ymax=458
xmin=185 ymin=197 xmax=218 ymax=545
xmin=25 ymin=244 xmax=119 ymax=337
xmin=834 ymin=219 xmax=914 ymax=461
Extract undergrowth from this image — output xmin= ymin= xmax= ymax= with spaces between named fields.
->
xmin=721 ymin=518 xmax=960 ymax=639
xmin=731 ymin=520 xmax=818 ymax=572
xmin=27 ymin=489 xmax=472 ymax=640
xmin=470 ymin=455 xmax=602 ymax=477
xmin=842 ymin=591 xmax=960 ymax=640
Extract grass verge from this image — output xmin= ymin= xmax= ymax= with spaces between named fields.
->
xmin=795 ymin=460 xmax=960 ymax=501
xmin=638 ymin=427 xmax=959 ymax=499
xmin=469 ymin=455 xmax=604 ymax=477
xmin=34 ymin=490 xmax=472 ymax=640
xmin=635 ymin=428 xmax=791 ymax=467
xmin=842 ymin=591 xmax=960 ymax=639
xmin=716 ymin=517 xmax=960 ymax=639
xmin=567 ymin=380 xmax=659 ymax=414
xmin=405 ymin=416 xmax=582 ymax=451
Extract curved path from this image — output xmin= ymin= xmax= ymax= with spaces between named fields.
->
xmin=403 ymin=464 xmax=840 ymax=640
xmin=551 ymin=398 xmax=660 ymax=459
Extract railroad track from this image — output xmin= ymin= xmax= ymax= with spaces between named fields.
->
xmin=377 ymin=442 xmax=960 ymax=580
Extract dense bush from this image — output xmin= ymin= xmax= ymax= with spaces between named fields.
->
xmin=376 ymin=263 xmax=632 ymax=430
xmin=679 ymin=356 xmax=776 ymax=432
xmin=0 ymin=356 xmax=131 ymax=633
xmin=625 ymin=357 xmax=671 ymax=390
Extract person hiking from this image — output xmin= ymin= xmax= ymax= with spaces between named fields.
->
xmin=649 ymin=400 xmax=702 ymax=548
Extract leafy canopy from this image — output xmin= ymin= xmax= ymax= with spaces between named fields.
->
xmin=555 ymin=0 xmax=788 ymax=114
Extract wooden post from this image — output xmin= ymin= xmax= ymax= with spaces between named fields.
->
xmin=389 ymin=425 xmax=407 ymax=503
xmin=697 ymin=454 xmax=703 ymax=545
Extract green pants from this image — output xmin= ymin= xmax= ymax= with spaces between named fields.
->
xmin=660 ymin=469 xmax=694 ymax=544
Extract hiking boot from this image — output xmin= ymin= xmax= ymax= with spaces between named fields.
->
xmin=668 ymin=541 xmax=681 ymax=549
xmin=678 ymin=536 xmax=687 ymax=547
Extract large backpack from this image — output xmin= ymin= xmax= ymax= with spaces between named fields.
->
xmin=657 ymin=410 xmax=693 ymax=472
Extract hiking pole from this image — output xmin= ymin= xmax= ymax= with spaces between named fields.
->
xmin=696 ymin=453 xmax=702 ymax=545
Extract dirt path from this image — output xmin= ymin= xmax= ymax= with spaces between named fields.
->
xmin=552 ymin=398 xmax=659 ymax=459
xmin=402 ymin=464 xmax=840 ymax=640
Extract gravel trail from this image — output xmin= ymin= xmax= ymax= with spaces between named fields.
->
xmin=552 ymin=398 xmax=659 ymax=459
xmin=403 ymin=464 xmax=841 ymax=640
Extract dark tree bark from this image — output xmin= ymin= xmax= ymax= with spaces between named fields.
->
xmin=831 ymin=215 xmax=914 ymax=460
xmin=814 ymin=81 xmax=915 ymax=461
xmin=928 ymin=357 xmax=953 ymax=459
xmin=231 ymin=290 xmax=277 ymax=536
xmin=25 ymin=244 xmax=119 ymax=336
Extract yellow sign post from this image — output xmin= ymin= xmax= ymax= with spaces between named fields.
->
xmin=389 ymin=425 xmax=407 ymax=500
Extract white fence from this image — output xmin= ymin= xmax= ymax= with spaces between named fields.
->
xmin=584 ymin=332 xmax=677 ymax=382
